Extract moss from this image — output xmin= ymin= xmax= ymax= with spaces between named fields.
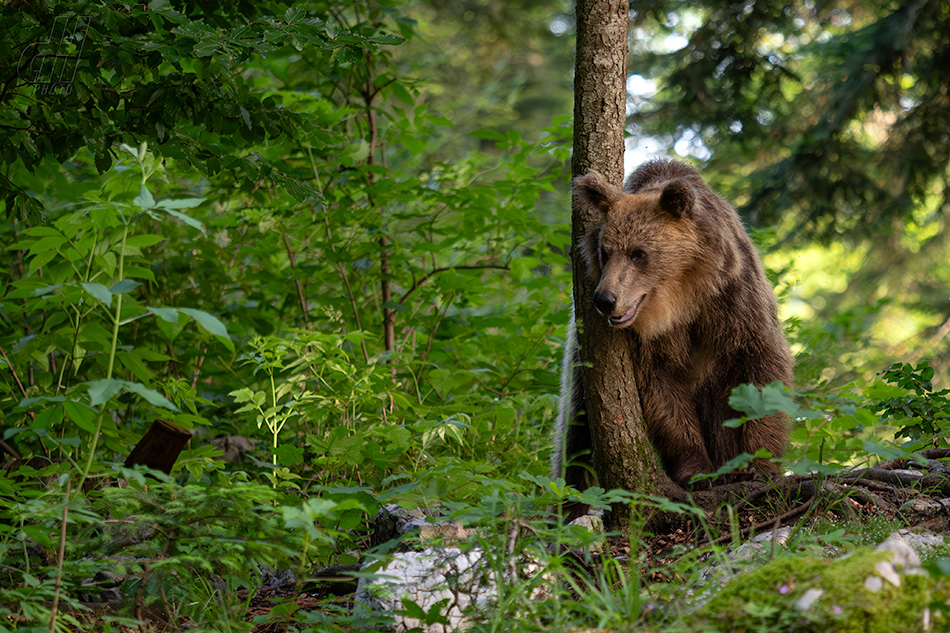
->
xmin=695 ymin=549 xmax=950 ymax=632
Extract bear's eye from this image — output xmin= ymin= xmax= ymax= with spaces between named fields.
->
xmin=630 ymin=248 xmax=646 ymax=261
xmin=598 ymin=245 xmax=609 ymax=263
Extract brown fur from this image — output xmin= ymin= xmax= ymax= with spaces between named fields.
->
xmin=553 ymin=159 xmax=793 ymax=494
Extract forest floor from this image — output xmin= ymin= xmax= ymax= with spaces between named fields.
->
xmin=43 ymin=451 xmax=950 ymax=632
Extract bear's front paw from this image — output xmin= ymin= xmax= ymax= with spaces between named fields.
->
xmin=670 ymin=456 xmax=713 ymax=490
xmin=686 ymin=477 xmax=713 ymax=491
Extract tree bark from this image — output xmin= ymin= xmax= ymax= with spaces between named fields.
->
xmin=571 ymin=0 xmax=676 ymax=529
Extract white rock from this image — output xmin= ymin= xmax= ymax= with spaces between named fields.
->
xmin=875 ymin=537 xmax=921 ymax=568
xmin=794 ymin=587 xmax=824 ymax=612
xmin=751 ymin=527 xmax=791 ymax=545
xmin=875 ymin=561 xmax=901 ymax=587
xmin=864 ymin=575 xmax=884 ymax=592
xmin=890 ymin=529 xmax=945 ymax=556
xmin=354 ymin=547 xmax=545 ymax=632
xmin=568 ymin=514 xmax=605 ymax=554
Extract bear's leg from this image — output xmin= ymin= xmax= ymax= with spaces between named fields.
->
xmin=740 ymin=413 xmax=787 ymax=477
xmin=552 ymin=318 xmax=595 ymax=519
xmin=640 ymin=379 xmax=714 ymax=488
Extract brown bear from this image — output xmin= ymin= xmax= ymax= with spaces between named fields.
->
xmin=553 ymin=159 xmax=793 ymax=503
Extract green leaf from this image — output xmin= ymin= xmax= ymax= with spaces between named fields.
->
xmin=147 ymin=306 xmax=180 ymax=323
xmin=470 ymin=129 xmax=506 ymax=141
xmin=157 ymin=197 xmax=206 ymax=210
xmin=428 ymin=115 xmax=454 ymax=127
xmin=391 ymin=81 xmax=415 ymax=107
xmin=866 ymin=381 xmax=908 ymax=401
xmin=64 ymin=401 xmax=98 ymax=433
xmin=123 ymin=381 xmax=177 ymax=410
xmin=148 ymin=0 xmax=188 ymax=24
xmin=229 ymin=388 xmax=256 ymax=403
xmin=124 ymin=266 xmax=157 ymax=282
xmin=134 ymin=185 xmax=156 ymax=210
xmin=22 ymin=573 xmax=41 ymax=587
xmin=193 ymin=39 xmax=221 ymax=57
xmin=117 ymin=350 xmax=150 ymax=383
xmin=178 ymin=307 xmax=234 ymax=351
xmin=496 ymin=407 xmax=516 ymax=425
xmin=110 ymin=279 xmax=142 ymax=294
xmin=728 ymin=382 xmax=798 ymax=419
xmin=27 ymin=234 xmax=67 ymax=256
xmin=163 ymin=207 xmax=205 ymax=231
xmin=87 ymin=378 xmax=124 ymax=406
xmin=21 ymin=526 xmax=52 ymax=548
xmin=81 ymin=282 xmax=113 ymax=306
xmin=861 ymin=439 xmax=915 ymax=462
xmin=125 ymin=234 xmax=166 ymax=247
xmin=86 ymin=378 xmax=176 ymax=410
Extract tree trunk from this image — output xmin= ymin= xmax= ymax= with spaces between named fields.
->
xmin=124 ymin=419 xmax=193 ymax=474
xmin=571 ymin=0 xmax=676 ymax=529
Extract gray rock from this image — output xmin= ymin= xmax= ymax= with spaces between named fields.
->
xmin=898 ymin=497 xmax=950 ymax=522
xmin=699 ymin=527 xmax=791 ymax=583
xmin=354 ymin=547 xmax=547 ymax=632
xmin=371 ymin=505 xmax=472 ymax=548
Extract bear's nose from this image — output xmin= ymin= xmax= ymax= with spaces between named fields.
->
xmin=593 ymin=290 xmax=617 ymax=315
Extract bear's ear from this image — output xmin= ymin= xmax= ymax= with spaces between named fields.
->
xmin=659 ymin=179 xmax=695 ymax=219
xmin=573 ymin=171 xmax=621 ymax=215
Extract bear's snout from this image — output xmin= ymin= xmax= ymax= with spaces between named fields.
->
xmin=593 ymin=290 xmax=617 ymax=316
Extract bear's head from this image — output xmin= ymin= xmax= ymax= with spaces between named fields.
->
xmin=573 ymin=170 xmax=708 ymax=339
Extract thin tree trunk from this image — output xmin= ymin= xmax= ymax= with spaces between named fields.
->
xmin=571 ymin=0 xmax=676 ymax=529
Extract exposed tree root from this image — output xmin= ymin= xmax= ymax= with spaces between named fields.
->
xmin=645 ymin=451 xmax=950 ymax=547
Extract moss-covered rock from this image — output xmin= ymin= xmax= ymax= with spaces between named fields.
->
xmin=695 ymin=549 xmax=949 ymax=632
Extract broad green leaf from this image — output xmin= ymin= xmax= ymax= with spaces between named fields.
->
xmin=495 ymin=407 xmax=516 ymax=425
xmin=123 ymin=381 xmax=177 ymax=410
xmin=157 ymin=197 xmax=206 ymax=210
xmin=125 ymin=234 xmax=166 ymax=247
xmin=178 ymin=307 xmax=234 ymax=351
xmin=110 ymin=279 xmax=142 ymax=294
xmin=230 ymin=387 xmax=256 ymax=403
xmin=87 ymin=378 xmax=124 ymax=406
xmin=134 ymin=184 xmax=155 ymax=210
xmin=163 ymin=207 xmax=205 ymax=231
xmin=147 ymin=306 xmax=180 ymax=323
xmin=124 ymin=265 xmax=157 ymax=282
xmin=32 ymin=406 xmax=63 ymax=431
xmin=148 ymin=0 xmax=188 ymax=23
xmin=80 ymin=282 xmax=113 ymax=306
xmin=861 ymin=439 xmax=915 ymax=462
xmin=64 ymin=400 xmax=98 ymax=434
xmin=866 ymin=381 xmax=908 ymax=401
xmin=391 ymin=81 xmax=415 ymax=107
xmin=193 ymin=39 xmax=221 ymax=57
xmin=470 ymin=129 xmax=506 ymax=141
xmin=28 ymin=235 xmax=67 ymax=256
xmin=729 ymin=382 xmax=798 ymax=419
xmin=32 ymin=284 xmax=62 ymax=297
xmin=21 ymin=526 xmax=53 ymax=548
xmin=86 ymin=378 xmax=176 ymax=410
xmin=117 ymin=351 xmax=150 ymax=383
